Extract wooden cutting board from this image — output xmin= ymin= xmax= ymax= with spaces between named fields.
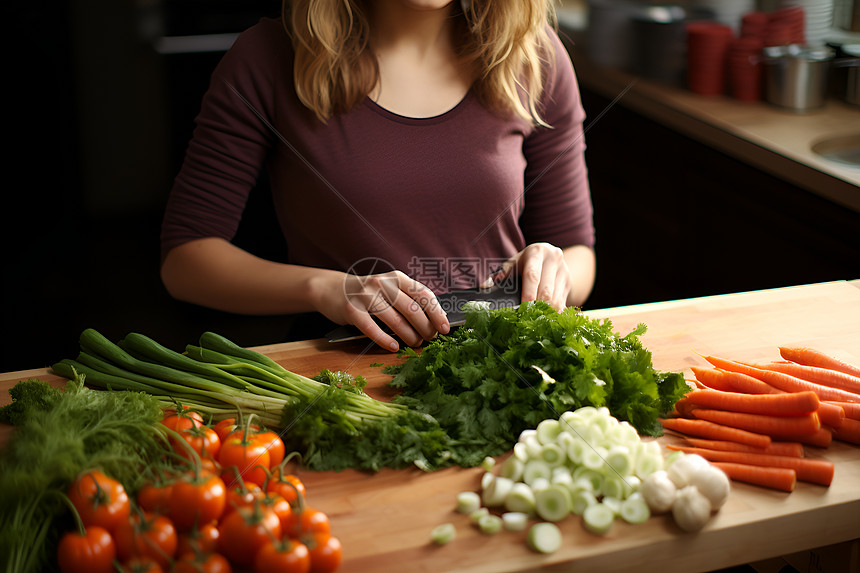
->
xmin=2 ymin=280 xmax=859 ymax=572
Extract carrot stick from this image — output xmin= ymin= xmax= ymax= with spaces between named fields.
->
xmin=797 ymin=427 xmax=833 ymax=448
xmin=691 ymin=366 xmax=780 ymax=394
xmin=831 ymin=418 xmax=860 ymax=445
xmin=748 ymin=361 xmax=860 ymax=395
xmin=683 ymin=437 xmax=804 ymax=458
xmin=815 ymin=402 xmax=846 ymax=429
xmin=825 ymin=401 xmax=860 ymax=420
xmin=710 ymin=462 xmax=797 ymax=492
xmin=691 ymin=409 xmax=820 ymax=440
xmin=660 ymin=417 xmax=771 ymax=448
xmin=664 ymin=446 xmax=835 ymax=486
xmin=680 ymin=389 xmax=819 ymax=416
xmin=779 ymin=347 xmax=860 ymax=378
xmin=701 ymin=355 xmax=860 ymax=403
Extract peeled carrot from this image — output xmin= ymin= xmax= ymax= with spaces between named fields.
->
xmin=831 ymin=418 xmax=860 ymax=445
xmin=679 ymin=389 xmax=819 ymax=416
xmin=683 ymin=437 xmax=804 ymax=458
xmin=815 ymin=402 xmax=846 ymax=429
xmin=825 ymin=401 xmax=860 ymax=421
xmin=748 ymin=361 xmax=860 ymax=396
xmin=702 ymin=355 xmax=860 ymax=403
xmin=798 ymin=427 xmax=833 ymax=448
xmin=711 ymin=462 xmax=797 ymax=492
xmin=691 ymin=366 xmax=780 ymax=395
xmin=691 ymin=409 xmax=820 ymax=440
xmin=660 ymin=417 xmax=771 ymax=449
xmin=665 ymin=445 xmax=835 ymax=486
xmin=779 ymin=347 xmax=860 ymax=378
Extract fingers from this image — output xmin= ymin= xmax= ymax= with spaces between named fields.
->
xmin=515 ymin=244 xmax=571 ymax=312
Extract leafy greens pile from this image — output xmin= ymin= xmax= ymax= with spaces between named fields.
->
xmin=386 ymin=301 xmax=690 ymax=463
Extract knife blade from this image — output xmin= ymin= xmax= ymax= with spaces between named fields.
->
xmin=325 ymin=282 xmax=522 ymax=343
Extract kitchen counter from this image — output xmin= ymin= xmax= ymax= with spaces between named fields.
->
xmin=557 ymin=3 xmax=860 ymax=215
xmin=2 ymin=280 xmax=860 ymax=572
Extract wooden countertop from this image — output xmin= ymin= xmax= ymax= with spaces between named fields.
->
xmin=2 ymin=280 xmax=859 ymax=572
xmin=557 ymin=3 xmax=860 ymax=215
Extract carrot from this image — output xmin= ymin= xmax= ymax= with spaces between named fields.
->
xmin=825 ymin=401 xmax=860 ymax=421
xmin=831 ymin=418 xmax=860 ymax=445
xmin=691 ymin=366 xmax=780 ymax=395
xmin=702 ymin=355 xmax=860 ymax=403
xmin=797 ymin=427 xmax=833 ymax=448
xmin=664 ymin=446 xmax=835 ymax=486
xmin=660 ymin=417 xmax=771 ymax=448
xmin=779 ymin=346 xmax=860 ymax=378
xmin=683 ymin=437 xmax=804 ymax=458
xmin=679 ymin=389 xmax=819 ymax=416
xmin=710 ymin=462 xmax=797 ymax=492
xmin=748 ymin=361 xmax=860 ymax=396
xmin=815 ymin=402 xmax=846 ymax=429
xmin=691 ymin=409 xmax=820 ymax=441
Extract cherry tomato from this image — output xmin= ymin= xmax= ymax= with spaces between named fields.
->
xmin=254 ymin=538 xmax=311 ymax=573
xmin=56 ymin=526 xmax=116 ymax=573
xmin=261 ymin=492 xmax=293 ymax=533
xmin=222 ymin=481 xmax=264 ymax=519
xmin=119 ymin=556 xmax=164 ymax=573
xmin=176 ymin=522 xmax=220 ymax=557
xmin=114 ymin=511 xmax=178 ymax=569
xmin=173 ymin=552 xmax=233 ymax=573
xmin=174 ymin=425 xmax=222 ymax=462
xmin=267 ymin=471 xmax=306 ymax=506
xmin=219 ymin=435 xmax=270 ymax=489
xmin=161 ymin=407 xmax=204 ymax=433
xmin=284 ymin=507 xmax=331 ymax=539
xmin=137 ymin=480 xmax=174 ymax=515
xmin=308 ymin=534 xmax=342 ymax=573
xmin=217 ymin=503 xmax=282 ymax=568
xmin=253 ymin=429 xmax=286 ymax=469
xmin=213 ymin=418 xmax=259 ymax=443
xmin=169 ymin=471 xmax=227 ymax=531
xmin=67 ymin=470 xmax=130 ymax=534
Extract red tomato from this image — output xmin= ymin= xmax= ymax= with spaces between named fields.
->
xmin=137 ymin=480 xmax=174 ymax=515
xmin=114 ymin=511 xmax=178 ymax=569
xmin=169 ymin=471 xmax=227 ymax=531
xmin=267 ymin=471 xmax=306 ymax=506
xmin=173 ymin=425 xmax=221 ymax=462
xmin=219 ymin=435 xmax=270 ymax=489
xmin=173 ymin=552 xmax=233 ymax=573
xmin=56 ymin=526 xmax=116 ymax=573
xmin=308 ymin=534 xmax=342 ymax=573
xmin=253 ymin=429 xmax=286 ymax=469
xmin=262 ymin=492 xmax=293 ymax=533
xmin=217 ymin=503 xmax=282 ymax=568
xmin=176 ymin=522 xmax=220 ymax=557
xmin=254 ymin=538 xmax=311 ymax=573
xmin=284 ymin=507 xmax=331 ymax=539
xmin=161 ymin=407 xmax=203 ymax=433
xmin=213 ymin=418 xmax=259 ymax=443
xmin=222 ymin=481 xmax=264 ymax=520
xmin=67 ymin=470 xmax=130 ymax=534
xmin=119 ymin=556 xmax=164 ymax=573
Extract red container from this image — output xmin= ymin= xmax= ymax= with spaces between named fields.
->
xmin=686 ymin=22 xmax=735 ymax=96
xmin=728 ymin=36 xmax=764 ymax=101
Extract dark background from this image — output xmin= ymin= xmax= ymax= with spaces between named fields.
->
xmin=4 ymin=1 xmax=859 ymax=373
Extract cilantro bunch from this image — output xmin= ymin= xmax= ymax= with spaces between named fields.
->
xmin=386 ymin=301 xmax=689 ymax=467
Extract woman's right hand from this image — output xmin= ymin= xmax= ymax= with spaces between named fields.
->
xmin=311 ymin=270 xmax=450 ymax=351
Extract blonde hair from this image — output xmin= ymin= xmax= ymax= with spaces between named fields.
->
xmin=282 ymin=0 xmax=558 ymax=125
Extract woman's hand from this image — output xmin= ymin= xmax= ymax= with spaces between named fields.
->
xmin=311 ymin=270 xmax=450 ymax=351
xmin=488 ymin=243 xmax=596 ymax=310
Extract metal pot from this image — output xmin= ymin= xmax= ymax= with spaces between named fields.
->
xmin=837 ymin=44 xmax=860 ymax=106
xmin=763 ymin=45 xmax=835 ymax=112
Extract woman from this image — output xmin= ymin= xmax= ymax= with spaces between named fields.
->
xmin=160 ymin=0 xmax=596 ymax=351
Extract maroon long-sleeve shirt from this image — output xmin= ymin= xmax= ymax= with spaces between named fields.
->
xmin=161 ymin=17 xmax=594 ymax=293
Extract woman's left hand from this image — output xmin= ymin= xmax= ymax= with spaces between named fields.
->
xmin=488 ymin=243 xmax=572 ymax=311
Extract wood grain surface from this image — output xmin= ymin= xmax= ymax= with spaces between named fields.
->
xmin=2 ymin=280 xmax=859 ymax=572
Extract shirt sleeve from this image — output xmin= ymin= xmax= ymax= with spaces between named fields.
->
xmin=518 ymin=30 xmax=595 ymax=250
xmin=159 ymin=19 xmax=286 ymax=263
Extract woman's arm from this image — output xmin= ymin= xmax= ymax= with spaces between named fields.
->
xmin=161 ymin=238 xmax=449 ymax=350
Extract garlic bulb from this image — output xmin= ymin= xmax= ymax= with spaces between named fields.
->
xmin=639 ymin=470 xmax=677 ymax=514
xmin=666 ymin=453 xmax=710 ymax=488
xmin=688 ymin=464 xmax=731 ymax=511
xmin=672 ymin=486 xmax=712 ymax=532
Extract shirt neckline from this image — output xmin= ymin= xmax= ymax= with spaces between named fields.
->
xmin=363 ymin=89 xmax=473 ymax=125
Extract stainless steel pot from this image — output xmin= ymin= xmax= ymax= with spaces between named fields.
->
xmin=763 ymin=45 xmax=835 ymax=112
xmin=839 ymin=44 xmax=860 ymax=106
